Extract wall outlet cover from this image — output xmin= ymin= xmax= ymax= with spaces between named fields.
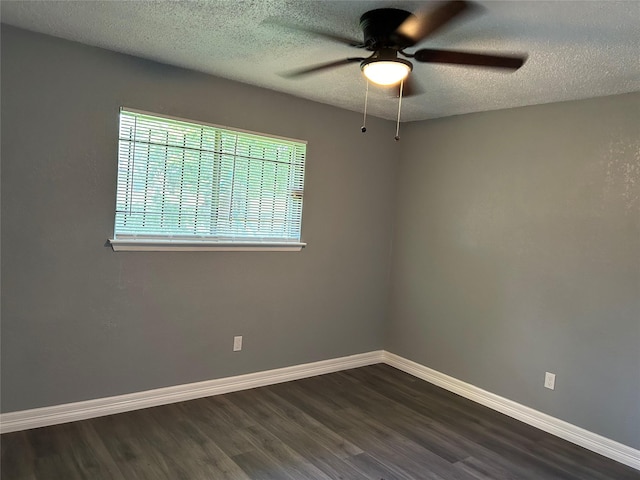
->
xmin=545 ymin=372 xmax=556 ymax=390
xmin=233 ymin=335 xmax=243 ymax=352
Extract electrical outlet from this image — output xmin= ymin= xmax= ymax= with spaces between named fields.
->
xmin=233 ymin=335 xmax=243 ymax=352
xmin=544 ymin=372 xmax=556 ymax=390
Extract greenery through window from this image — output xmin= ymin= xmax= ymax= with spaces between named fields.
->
xmin=113 ymin=108 xmax=306 ymax=247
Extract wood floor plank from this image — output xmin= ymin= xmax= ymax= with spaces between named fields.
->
xmin=454 ymin=455 xmax=523 ymax=480
xmin=2 ymin=365 xmax=638 ymax=480
xmin=535 ymin=435 xmax=640 ymax=480
xmin=231 ymin=423 xmax=332 ymax=480
xmin=228 ymin=389 xmax=368 ymax=479
xmin=177 ymin=397 xmax=257 ymax=458
xmin=88 ymin=412 xmax=174 ymax=480
xmin=231 ymin=449 xmax=300 ymax=480
xmin=345 ymin=451 xmax=417 ymax=480
xmin=337 ymin=410 xmax=477 ymax=480
xmin=254 ymin=388 xmax=364 ymax=459
xmin=1 ymin=431 xmax=36 ymax=480
xmin=56 ymin=422 xmax=124 ymax=480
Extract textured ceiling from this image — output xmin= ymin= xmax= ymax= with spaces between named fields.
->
xmin=2 ymin=0 xmax=639 ymax=121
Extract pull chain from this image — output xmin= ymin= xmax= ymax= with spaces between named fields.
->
xmin=361 ymin=79 xmax=369 ymax=133
xmin=395 ymin=80 xmax=404 ymax=141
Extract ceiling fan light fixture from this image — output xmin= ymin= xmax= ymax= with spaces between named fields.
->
xmin=361 ymin=59 xmax=412 ymax=85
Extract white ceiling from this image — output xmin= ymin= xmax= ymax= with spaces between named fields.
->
xmin=2 ymin=1 xmax=639 ymax=121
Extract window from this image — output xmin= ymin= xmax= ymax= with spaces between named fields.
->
xmin=109 ymin=108 xmax=307 ymax=251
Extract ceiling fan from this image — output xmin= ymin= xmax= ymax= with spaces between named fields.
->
xmin=281 ymin=0 xmax=527 ymax=95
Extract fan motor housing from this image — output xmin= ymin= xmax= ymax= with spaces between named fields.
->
xmin=359 ymin=8 xmax=413 ymax=50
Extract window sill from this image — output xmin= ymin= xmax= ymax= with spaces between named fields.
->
xmin=108 ymin=239 xmax=306 ymax=252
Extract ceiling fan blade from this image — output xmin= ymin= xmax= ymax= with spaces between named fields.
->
xmin=414 ymin=48 xmax=527 ymax=70
xmin=395 ymin=0 xmax=475 ymax=47
xmin=281 ymin=58 xmax=365 ymax=78
xmin=264 ymin=19 xmax=364 ymax=48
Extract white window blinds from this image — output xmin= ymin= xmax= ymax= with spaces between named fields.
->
xmin=112 ymin=108 xmax=306 ymax=249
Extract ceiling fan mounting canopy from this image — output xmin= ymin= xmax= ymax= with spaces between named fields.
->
xmin=359 ymin=8 xmax=414 ymax=51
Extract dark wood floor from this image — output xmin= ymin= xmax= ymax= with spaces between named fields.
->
xmin=2 ymin=364 xmax=638 ymax=479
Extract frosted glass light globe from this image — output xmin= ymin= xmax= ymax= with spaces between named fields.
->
xmin=362 ymin=60 xmax=411 ymax=85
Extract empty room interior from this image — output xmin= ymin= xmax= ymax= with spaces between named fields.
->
xmin=1 ymin=1 xmax=639 ymax=479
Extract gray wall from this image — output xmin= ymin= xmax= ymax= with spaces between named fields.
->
xmin=1 ymin=26 xmax=397 ymax=412
xmin=3 ymin=25 xmax=639 ymax=452
xmin=389 ymin=92 xmax=640 ymax=449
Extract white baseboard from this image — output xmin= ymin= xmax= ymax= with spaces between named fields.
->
xmin=1 ymin=349 xmax=637 ymax=471
xmin=382 ymin=351 xmax=640 ymax=471
xmin=0 ymin=350 xmax=384 ymax=435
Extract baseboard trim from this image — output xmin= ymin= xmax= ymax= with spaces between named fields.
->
xmin=1 ymin=349 xmax=637 ymax=471
xmin=0 ymin=350 xmax=384 ymax=434
xmin=382 ymin=351 xmax=640 ymax=471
